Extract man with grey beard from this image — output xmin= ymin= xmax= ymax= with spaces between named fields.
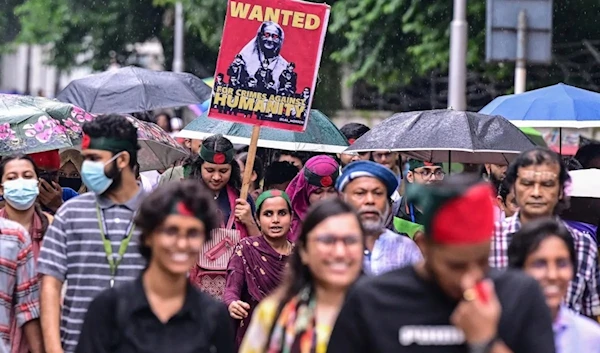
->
xmin=336 ymin=161 xmax=423 ymax=275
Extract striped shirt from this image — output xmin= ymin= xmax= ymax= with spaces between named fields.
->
xmin=363 ymin=229 xmax=423 ymax=276
xmin=38 ymin=189 xmax=147 ymax=353
xmin=490 ymin=213 xmax=600 ymax=316
xmin=0 ymin=218 xmax=40 ymax=351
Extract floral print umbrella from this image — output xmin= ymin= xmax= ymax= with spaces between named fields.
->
xmin=0 ymin=95 xmax=188 ymax=171
xmin=0 ymin=94 xmax=93 ymax=155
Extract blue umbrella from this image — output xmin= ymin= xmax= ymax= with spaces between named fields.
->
xmin=479 ymin=83 xmax=600 ymax=128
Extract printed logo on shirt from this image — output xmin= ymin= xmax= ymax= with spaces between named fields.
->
xmin=399 ymin=325 xmax=465 ymax=346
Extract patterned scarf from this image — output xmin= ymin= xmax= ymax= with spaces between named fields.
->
xmin=267 ymin=287 xmax=317 ymax=353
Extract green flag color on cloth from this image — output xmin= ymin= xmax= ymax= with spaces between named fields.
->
xmin=393 ymin=217 xmax=424 ymax=239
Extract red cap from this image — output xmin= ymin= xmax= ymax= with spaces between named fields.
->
xmin=29 ymin=150 xmax=61 ymax=170
xmin=431 ymin=184 xmax=495 ymax=245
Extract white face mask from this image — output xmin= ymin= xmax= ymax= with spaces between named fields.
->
xmin=2 ymin=178 xmax=40 ymax=211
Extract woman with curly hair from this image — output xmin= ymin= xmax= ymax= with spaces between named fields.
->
xmin=76 ymin=181 xmax=234 ymax=353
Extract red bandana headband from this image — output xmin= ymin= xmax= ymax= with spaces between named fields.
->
xmin=430 ymin=184 xmax=495 ymax=245
xmin=170 ymin=200 xmax=195 ymax=217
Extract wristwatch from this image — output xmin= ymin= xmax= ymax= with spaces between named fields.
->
xmin=468 ymin=337 xmax=497 ymax=353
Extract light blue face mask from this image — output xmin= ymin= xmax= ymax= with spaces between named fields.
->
xmin=81 ymin=153 xmax=121 ymax=195
xmin=2 ymin=178 xmax=40 ymax=211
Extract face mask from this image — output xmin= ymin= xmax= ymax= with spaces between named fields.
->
xmin=2 ymin=178 xmax=40 ymax=211
xmin=59 ymin=177 xmax=82 ymax=191
xmin=81 ymin=153 xmax=121 ymax=195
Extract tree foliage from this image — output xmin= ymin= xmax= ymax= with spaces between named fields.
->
xmin=14 ymin=0 xmax=165 ymax=71
xmin=329 ymin=0 xmax=487 ymax=91
xmin=329 ymin=0 xmax=600 ymax=92
xmin=12 ymin=0 xmax=600 ymax=102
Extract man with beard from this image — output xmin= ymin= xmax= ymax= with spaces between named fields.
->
xmin=239 ymin=21 xmax=288 ymax=88
xmin=393 ymin=159 xmax=445 ymax=239
xmin=484 ymin=164 xmax=508 ymax=221
xmin=484 ymin=164 xmax=507 ymax=191
xmin=328 ymin=175 xmax=556 ymax=353
xmin=336 ymin=161 xmax=422 ymax=276
xmin=490 ymin=147 xmax=600 ymax=318
xmin=38 ymin=114 xmax=147 ymax=353
xmin=278 ymin=62 xmax=297 ymax=92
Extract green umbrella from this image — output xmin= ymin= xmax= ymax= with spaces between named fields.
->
xmin=178 ymin=110 xmax=349 ymax=153
xmin=520 ymin=127 xmax=548 ymax=147
xmin=0 ymin=94 xmax=93 ymax=155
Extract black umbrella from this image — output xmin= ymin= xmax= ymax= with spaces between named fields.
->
xmin=57 ymin=66 xmax=212 ymax=114
xmin=345 ymin=109 xmax=536 ymax=164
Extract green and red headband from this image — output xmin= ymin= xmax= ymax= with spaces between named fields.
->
xmin=255 ymin=189 xmax=292 ymax=214
xmin=304 ymin=167 xmax=339 ymax=188
xmin=408 ymin=159 xmax=443 ymax=171
xmin=199 ymin=144 xmax=235 ymax=164
xmin=81 ymin=134 xmax=138 ymax=153
xmin=407 ymin=182 xmax=494 ymax=245
xmin=170 ymin=199 xmax=197 ymax=218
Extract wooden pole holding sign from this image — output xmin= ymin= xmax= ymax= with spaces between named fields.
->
xmin=240 ymin=125 xmax=261 ymax=200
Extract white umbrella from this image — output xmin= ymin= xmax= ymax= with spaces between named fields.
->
xmin=567 ymin=169 xmax=600 ymax=198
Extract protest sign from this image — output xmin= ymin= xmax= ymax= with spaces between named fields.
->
xmin=208 ymin=0 xmax=330 ymax=132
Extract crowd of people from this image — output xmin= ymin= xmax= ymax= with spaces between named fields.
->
xmin=1 ymin=113 xmax=600 ymax=353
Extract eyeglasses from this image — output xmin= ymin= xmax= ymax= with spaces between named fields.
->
xmin=312 ymin=234 xmax=361 ymax=248
xmin=413 ymin=169 xmax=446 ymax=180
xmin=158 ymin=226 xmax=204 ymax=242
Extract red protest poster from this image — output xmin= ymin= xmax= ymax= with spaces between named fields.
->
xmin=208 ymin=0 xmax=330 ymax=132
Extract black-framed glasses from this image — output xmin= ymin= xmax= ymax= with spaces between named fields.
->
xmin=414 ymin=169 xmax=445 ymax=180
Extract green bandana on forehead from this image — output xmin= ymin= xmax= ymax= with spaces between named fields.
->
xmin=81 ymin=134 xmax=138 ymax=153
xmin=409 ymin=159 xmax=443 ymax=171
xmin=255 ymin=189 xmax=292 ymax=213
xmin=199 ymin=145 xmax=235 ymax=164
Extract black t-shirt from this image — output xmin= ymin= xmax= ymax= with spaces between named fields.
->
xmin=75 ymin=276 xmax=235 ymax=353
xmin=327 ymin=266 xmax=556 ymax=353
